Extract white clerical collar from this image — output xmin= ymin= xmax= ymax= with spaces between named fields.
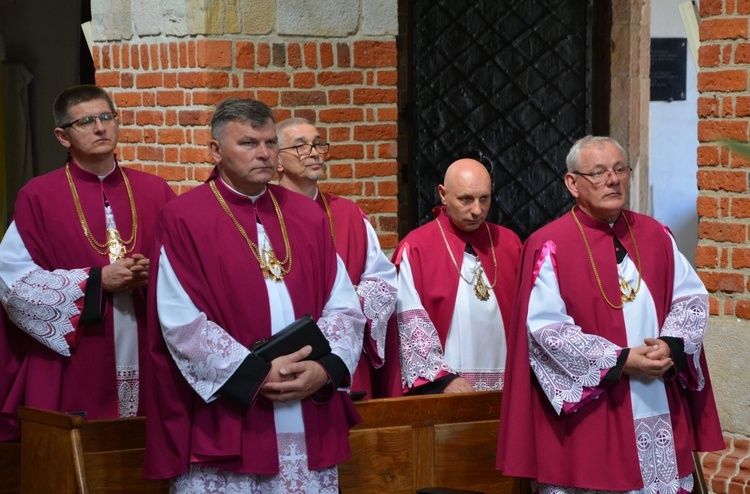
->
xmin=218 ymin=178 xmax=266 ymax=203
xmin=97 ymin=163 xmax=117 ymax=181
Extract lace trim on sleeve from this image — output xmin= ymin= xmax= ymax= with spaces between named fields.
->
xmin=318 ymin=306 xmax=365 ymax=379
xmin=162 ymin=312 xmax=250 ymax=402
xmin=357 ymin=276 xmax=397 ymax=362
xmin=660 ymin=293 xmax=708 ymax=390
xmin=0 ymin=268 xmax=87 ymax=357
xmin=529 ymin=321 xmax=620 ymax=414
xmin=398 ymin=308 xmax=455 ymax=388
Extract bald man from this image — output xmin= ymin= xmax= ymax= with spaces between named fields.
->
xmin=392 ymin=159 xmax=522 ymax=394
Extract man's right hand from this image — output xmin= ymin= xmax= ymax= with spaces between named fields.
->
xmin=102 ymin=254 xmax=149 ymax=292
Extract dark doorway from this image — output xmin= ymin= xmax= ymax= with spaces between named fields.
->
xmin=80 ymin=0 xmax=95 ymax=85
xmin=398 ymin=0 xmax=611 ymax=240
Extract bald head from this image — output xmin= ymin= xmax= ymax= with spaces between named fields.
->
xmin=438 ymin=159 xmax=492 ymax=232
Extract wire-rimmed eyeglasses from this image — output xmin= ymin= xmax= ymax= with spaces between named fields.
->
xmin=61 ymin=112 xmax=118 ymax=130
xmin=572 ymin=165 xmax=631 ymax=185
xmin=279 ymin=142 xmax=330 ymax=157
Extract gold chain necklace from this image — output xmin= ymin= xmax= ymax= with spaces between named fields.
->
xmin=570 ymin=206 xmax=642 ymax=309
xmin=210 ymin=180 xmax=292 ymax=281
xmin=319 ymin=192 xmax=336 ymax=243
xmin=436 ymin=218 xmax=498 ymax=301
xmin=65 ymin=163 xmax=138 ymax=261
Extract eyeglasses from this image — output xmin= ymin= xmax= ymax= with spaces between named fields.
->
xmin=61 ymin=112 xmax=118 ymax=130
xmin=279 ymin=142 xmax=330 ymax=157
xmin=572 ymin=165 xmax=631 ymax=185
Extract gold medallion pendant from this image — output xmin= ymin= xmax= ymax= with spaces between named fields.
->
xmin=620 ymin=279 xmax=637 ymax=302
xmin=262 ymin=247 xmax=285 ymax=282
xmin=66 ymin=163 xmax=138 ymax=261
xmin=107 ymin=230 xmax=127 ymax=261
xmin=436 ymin=218 xmax=498 ymax=302
xmin=474 ymin=271 xmax=491 ymax=301
xmin=210 ymin=180 xmax=292 ymax=282
xmin=571 ymin=206 xmax=642 ymax=310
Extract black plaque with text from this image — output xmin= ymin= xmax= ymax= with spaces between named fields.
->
xmin=650 ymin=38 xmax=687 ymax=102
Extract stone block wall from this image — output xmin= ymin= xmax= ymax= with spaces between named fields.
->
xmin=90 ymin=0 xmax=399 ymax=249
xmin=696 ymin=2 xmax=750 ymax=492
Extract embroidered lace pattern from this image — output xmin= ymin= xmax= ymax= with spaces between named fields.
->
xmin=0 ymin=268 xmax=87 ymax=357
xmin=635 ymin=414 xmax=684 ymax=494
xmin=162 ymin=313 xmax=249 ymax=402
xmin=535 ymin=474 xmax=692 ymax=494
xmin=117 ymin=364 xmax=139 ymax=417
xmin=660 ymin=294 xmax=708 ymax=391
xmin=460 ymin=370 xmax=505 ymax=391
xmin=318 ymin=307 xmax=365 ymax=375
xmin=170 ymin=432 xmax=338 ymax=494
xmin=398 ymin=308 xmax=456 ymax=388
xmin=357 ymin=276 xmax=397 ymax=360
xmin=529 ymin=321 xmax=619 ymax=414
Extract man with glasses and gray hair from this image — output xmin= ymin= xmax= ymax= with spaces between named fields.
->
xmin=276 ymin=117 xmax=398 ymax=399
xmin=497 ymin=135 xmax=724 ymax=494
xmin=0 ymin=84 xmax=175 ymax=441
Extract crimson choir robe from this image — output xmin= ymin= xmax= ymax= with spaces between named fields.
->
xmin=497 ymin=209 xmax=724 ymax=490
xmin=144 ymin=179 xmax=361 ymax=479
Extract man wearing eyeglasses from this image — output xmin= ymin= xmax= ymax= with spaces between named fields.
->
xmin=497 ymin=136 xmax=723 ymax=493
xmin=275 ymin=118 xmax=398 ymax=399
xmin=0 ymin=84 xmax=175 ymax=441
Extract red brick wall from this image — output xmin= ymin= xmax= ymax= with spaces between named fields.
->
xmin=697 ymin=4 xmax=750 ymax=492
xmin=696 ymin=5 xmax=750 ymax=321
xmin=92 ymin=38 xmax=399 ymax=250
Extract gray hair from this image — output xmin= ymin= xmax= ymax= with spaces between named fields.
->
xmin=276 ymin=117 xmax=314 ymax=147
xmin=211 ymin=98 xmax=275 ymax=142
xmin=565 ymin=136 xmax=628 ymax=173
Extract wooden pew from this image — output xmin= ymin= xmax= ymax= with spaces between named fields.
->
xmin=15 ymin=392 xmax=512 ymax=493
xmin=11 ymin=392 xmax=712 ymax=493
xmin=338 ymin=390 xmax=516 ymax=494
xmin=0 ymin=442 xmax=21 ymax=494
xmin=17 ymin=407 xmax=168 ymax=493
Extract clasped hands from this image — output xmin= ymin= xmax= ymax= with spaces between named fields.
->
xmin=260 ymin=345 xmax=329 ymax=402
xmin=623 ymin=337 xmax=674 ymax=379
xmin=102 ymin=253 xmax=149 ymax=292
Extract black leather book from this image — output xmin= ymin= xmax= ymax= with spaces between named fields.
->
xmin=250 ymin=314 xmax=331 ymax=362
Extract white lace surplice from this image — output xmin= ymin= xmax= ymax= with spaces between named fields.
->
xmin=354 ymin=218 xmax=397 ymax=365
xmin=528 ymin=234 xmax=709 ymax=494
xmin=397 ymin=248 xmax=506 ymax=391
